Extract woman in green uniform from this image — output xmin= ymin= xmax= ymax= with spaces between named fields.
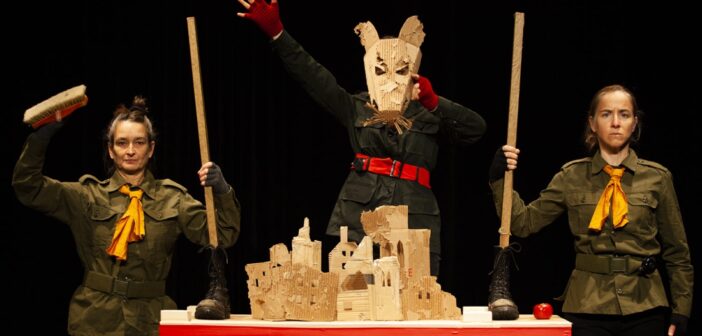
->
xmin=489 ymin=84 xmax=692 ymax=336
xmin=13 ymin=96 xmax=241 ymax=335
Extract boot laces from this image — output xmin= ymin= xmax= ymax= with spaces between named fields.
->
xmin=488 ymin=242 xmax=521 ymax=302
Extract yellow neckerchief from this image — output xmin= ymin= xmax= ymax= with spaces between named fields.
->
xmin=106 ymin=184 xmax=145 ymax=261
xmin=588 ymin=165 xmax=628 ymax=232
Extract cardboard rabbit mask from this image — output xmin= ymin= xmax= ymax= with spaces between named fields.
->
xmin=355 ymin=16 xmax=425 ymax=133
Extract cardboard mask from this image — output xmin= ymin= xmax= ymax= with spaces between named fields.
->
xmin=355 ymin=16 xmax=425 ymax=134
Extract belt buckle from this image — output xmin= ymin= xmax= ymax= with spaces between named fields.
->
xmin=389 ymin=160 xmax=398 ymax=177
xmin=352 ymin=158 xmax=366 ymax=172
xmin=610 ymin=256 xmax=627 ymax=273
xmin=112 ymin=278 xmax=129 ymax=298
xmin=639 ymin=256 xmax=657 ymax=275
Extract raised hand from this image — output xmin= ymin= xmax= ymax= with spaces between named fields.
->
xmin=237 ymin=0 xmax=283 ymax=39
xmin=34 ymin=121 xmax=64 ymax=142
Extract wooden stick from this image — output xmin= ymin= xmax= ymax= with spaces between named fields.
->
xmin=187 ymin=17 xmax=218 ymax=248
xmin=499 ymin=12 xmax=524 ymax=248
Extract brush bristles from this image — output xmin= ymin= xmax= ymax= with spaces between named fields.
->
xmin=23 ymin=84 xmax=88 ymax=126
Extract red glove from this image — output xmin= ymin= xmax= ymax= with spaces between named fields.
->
xmin=416 ymin=75 xmax=439 ymax=110
xmin=240 ymin=0 xmax=283 ymax=38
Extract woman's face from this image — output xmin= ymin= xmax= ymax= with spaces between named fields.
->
xmin=589 ymin=90 xmax=638 ymax=154
xmin=108 ymin=120 xmax=154 ymax=175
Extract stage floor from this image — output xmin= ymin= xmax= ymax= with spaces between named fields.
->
xmin=160 ymin=307 xmax=572 ymax=336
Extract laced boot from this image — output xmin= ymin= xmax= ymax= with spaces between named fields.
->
xmin=488 ymin=245 xmax=519 ymax=320
xmin=194 ymin=246 xmax=231 ymax=320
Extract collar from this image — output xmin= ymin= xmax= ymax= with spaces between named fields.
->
xmin=106 ymin=170 xmax=157 ymax=200
xmin=591 ymin=149 xmax=639 ymax=175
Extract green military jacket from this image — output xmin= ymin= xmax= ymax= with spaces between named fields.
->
xmin=13 ymin=132 xmax=241 ymax=335
xmin=271 ymin=31 xmax=487 ymax=255
xmin=490 ymin=149 xmax=693 ymax=317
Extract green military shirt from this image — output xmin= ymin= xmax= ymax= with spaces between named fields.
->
xmin=13 ymin=132 xmax=241 ymax=335
xmin=271 ymin=31 xmax=487 ymax=258
xmin=490 ymin=149 xmax=692 ymax=317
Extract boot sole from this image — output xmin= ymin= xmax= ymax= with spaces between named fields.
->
xmin=490 ymin=306 xmax=519 ymax=320
xmin=194 ymin=307 xmax=231 ymax=320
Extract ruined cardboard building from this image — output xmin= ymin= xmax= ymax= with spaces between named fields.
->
xmin=245 ymin=205 xmax=461 ymax=321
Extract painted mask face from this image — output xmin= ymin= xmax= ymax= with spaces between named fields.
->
xmin=362 ymin=38 xmax=422 ymax=114
xmin=355 ymin=16 xmax=425 ymax=133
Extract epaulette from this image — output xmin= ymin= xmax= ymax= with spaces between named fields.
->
xmin=160 ymin=178 xmax=188 ymax=193
xmin=636 ymin=159 xmax=670 ymax=173
xmin=79 ymin=174 xmax=108 ymax=185
xmin=561 ymin=157 xmax=591 ymax=170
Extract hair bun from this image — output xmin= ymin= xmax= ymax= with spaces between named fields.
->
xmin=129 ymin=96 xmax=149 ymax=114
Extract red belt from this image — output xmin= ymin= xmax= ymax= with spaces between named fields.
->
xmin=351 ymin=153 xmax=431 ymax=189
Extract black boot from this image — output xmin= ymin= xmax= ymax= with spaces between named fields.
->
xmin=194 ymin=246 xmax=231 ymax=320
xmin=488 ymin=244 xmax=520 ymax=320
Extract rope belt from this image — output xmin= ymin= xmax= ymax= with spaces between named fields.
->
xmin=83 ymin=271 xmax=165 ymax=298
xmin=352 ymin=153 xmax=431 ymax=189
xmin=575 ymin=254 xmax=649 ymax=275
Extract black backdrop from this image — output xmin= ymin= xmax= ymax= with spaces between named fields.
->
xmin=4 ymin=0 xmax=699 ymax=334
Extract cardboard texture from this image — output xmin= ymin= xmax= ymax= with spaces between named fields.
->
xmin=245 ymin=205 xmax=460 ymax=321
xmin=356 ymin=16 xmax=425 ymax=134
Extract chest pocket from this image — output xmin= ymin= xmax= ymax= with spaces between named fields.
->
xmin=89 ymin=204 xmax=119 ymax=257
xmin=403 ymin=116 xmax=439 ymax=165
xmin=353 ymin=113 xmax=440 ymax=163
xmin=565 ymin=192 xmax=599 ymax=234
xmin=623 ymin=193 xmax=658 ymax=236
xmin=353 ymin=117 xmax=385 ymax=153
xmin=143 ymin=208 xmax=179 ymax=264
xmin=407 ymin=112 xmax=440 ymax=135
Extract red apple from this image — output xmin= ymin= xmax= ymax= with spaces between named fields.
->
xmin=533 ymin=303 xmax=553 ymax=319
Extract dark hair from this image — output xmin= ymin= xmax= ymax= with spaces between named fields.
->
xmin=103 ymin=96 xmax=157 ymax=175
xmin=583 ymin=84 xmax=643 ymax=152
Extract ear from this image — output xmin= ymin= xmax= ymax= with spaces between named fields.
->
xmin=398 ymin=15 xmax=425 ymax=48
xmin=148 ymin=141 xmax=155 ymax=158
xmin=354 ymin=21 xmax=379 ymax=52
xmin=107 ymin=142 xmax=115 ymax=159
xmin=588 ymin=116 xmax=597 ymax=133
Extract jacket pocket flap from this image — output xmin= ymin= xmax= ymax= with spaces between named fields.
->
xmin=627 ymin=193 xmax=658 ymax=208
xmin=339 ymin=174 xmax=377 ymax=204
xmin=566 ymin=192 xmax=599 ymax=206
xmin=144 ymin=207 xmax=178 ymax=221
xmin=90 ymin=205 xmax=119 ymax=221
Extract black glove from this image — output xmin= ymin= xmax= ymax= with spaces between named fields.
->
xmin=33 ymin=121 xmax=64 ymax=142
xmin=670 ymin=313 xmax=688 ymax=336
xmin=205 ymin=163 xmax=230 ymax=194
xmin=489 ymin=147 xmax=508 ymax=182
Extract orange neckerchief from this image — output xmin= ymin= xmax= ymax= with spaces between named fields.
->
xmin=588 ymin=165 xmax=628 ymax=232
xmin=106 ymin=184 xmax=145 ymax=261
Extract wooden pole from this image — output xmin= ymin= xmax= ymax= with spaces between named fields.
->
xmin=187 ymin=16 xmax=218 ymax=247
xmin=499 ymin=12 xmax=524 ymax=248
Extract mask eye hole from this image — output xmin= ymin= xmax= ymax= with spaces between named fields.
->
xmin=375 ymin=64 xmax=387 ymax=76
xmin=395 ymin=64 xmax=409 ymax=76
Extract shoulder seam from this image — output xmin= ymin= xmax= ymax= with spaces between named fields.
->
xmin=561 ymin=157 xmax=590 ymax=169
xmin=160 ymin=178 xmax=187 ymax=193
